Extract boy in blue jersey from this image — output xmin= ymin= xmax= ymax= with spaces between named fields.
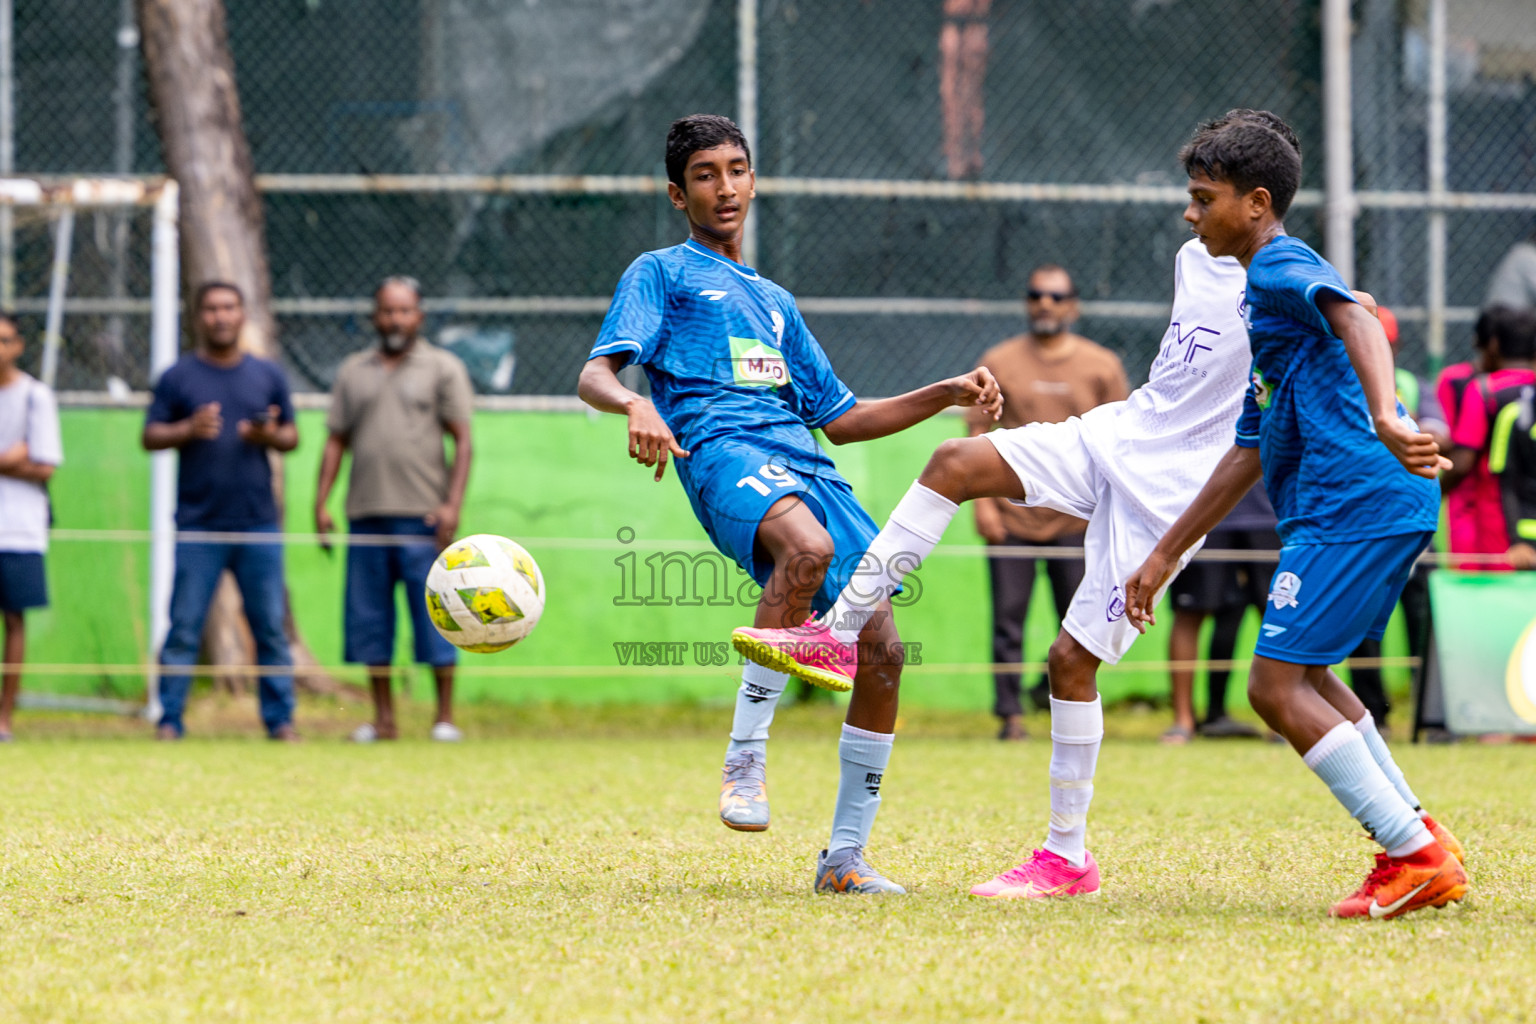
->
xmin=578 ymin=114 xmax=1000 ymax=894
xmin=1124 ymin=114 xmax=1468 ymax=920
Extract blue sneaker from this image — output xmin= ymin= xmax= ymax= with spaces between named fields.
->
xmin=814 ymin=847 xmax=907 ymax=894
xmin=719 ymin=750 xmax=769 ymax=832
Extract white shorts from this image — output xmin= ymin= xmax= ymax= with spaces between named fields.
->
xmin=982 ymin=419 xmax=1202 ymax=664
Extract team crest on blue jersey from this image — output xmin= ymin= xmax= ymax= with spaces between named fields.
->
xmin=730 ymin=336 xmax=791 ymax=388
xmin=1268 ymin=571 xmax=1302 ymax=610
xmin=1251 ymin=368 xmax=1273 ymax=410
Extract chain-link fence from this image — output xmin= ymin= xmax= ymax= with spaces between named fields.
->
xmin=13 ymin=0 xmax=1536 ymax=395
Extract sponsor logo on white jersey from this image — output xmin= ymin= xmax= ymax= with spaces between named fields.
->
xmin=1268 ymin=571 xmax=1302 ymax=610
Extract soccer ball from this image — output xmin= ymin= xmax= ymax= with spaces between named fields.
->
xmin=423 ymin=534 xmax=546 ymax=653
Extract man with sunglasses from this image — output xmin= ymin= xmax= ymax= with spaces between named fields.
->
xmin=969 ymin=266 xmax=1127 ymax=740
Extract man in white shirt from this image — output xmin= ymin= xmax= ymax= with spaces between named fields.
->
xmin=0 ymin=313 xmax=64 ymax=742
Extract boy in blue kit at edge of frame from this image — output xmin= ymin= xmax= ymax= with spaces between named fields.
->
xmin=1122 ymin=114 xmax=1468 ymax=920
xmin=577 ymin=113 xmax=1002 ymax=894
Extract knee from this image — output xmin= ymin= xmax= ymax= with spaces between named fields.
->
xmin=778 ymin=532 xmax=834 ymax=586
xmin=1046 ymin=633 xmax=1097 ymax=700
xmin=1246 ymin=676 xmax=1280 ymax=720
xmin=919 ymin=438 xmax=976 ymax=499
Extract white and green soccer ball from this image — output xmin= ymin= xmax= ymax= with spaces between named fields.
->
xmin=424 ymin=534 xmax=546 ymax=653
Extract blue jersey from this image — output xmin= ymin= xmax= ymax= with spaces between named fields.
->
xmin=1235 ymin=235 xmax=1439 ymax=544
xmin=589 ymin=240 xmax=856 ymax=487
xmin=146 ymin=353 xmax=294 ymax=531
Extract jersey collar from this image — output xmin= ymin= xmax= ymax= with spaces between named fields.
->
xmin=683 ymin=239 xmax=760 ymax=281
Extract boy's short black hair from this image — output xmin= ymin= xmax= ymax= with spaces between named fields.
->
xmin=665 ymin=114 xmax=752 ymax=189
xmin=1179 ymin=112 xmax=1303 ymax=218
xmin=193 ymin=280 xmax=244 ymax=309
xmin=1487 ymin=305 xmax=1536 ymax=361
xmin=0 ymin=310 xmax=18 ymax=335
xmin=1476 ymin=304 xmax=1521 ymax=351
xmin=1202 ymin=108 xmax=1301 ymax=159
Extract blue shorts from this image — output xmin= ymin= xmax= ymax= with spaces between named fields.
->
xmin=677 ymin=441 xmax=881 ymax=616
xmin=0 ymin=552 xmax=47 ymax=612
xmin=1252 ymin=531 xmax=1433 ymax=664
xmin=345 ymin=516 xmax=458 ymax=667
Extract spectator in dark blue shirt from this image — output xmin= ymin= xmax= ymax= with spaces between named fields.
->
xmin=143 ymin=282 xmax=299 ymax=740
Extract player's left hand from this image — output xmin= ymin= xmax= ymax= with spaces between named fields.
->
xmin=1123 ymin=550 xmax=1175 ymax=633
xmin=425 ymin=502 xmax=461 ymax=550
xmin=237 ymin=405 xmax=285 ymax=447
xmin=1376 ymin=415 xmax=1451 ymax=479
xmin=947 ymin=366 xmax=1003 ymax=421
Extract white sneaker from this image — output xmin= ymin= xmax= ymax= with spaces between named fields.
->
xmin=349 ymin=723 xmax=378 ymax=743
xmin=430 ymin=721 xmax=463 ymax=742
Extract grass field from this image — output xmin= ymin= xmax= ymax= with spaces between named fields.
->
xmin=2 ymin=699 xmax=1532 ymax=1023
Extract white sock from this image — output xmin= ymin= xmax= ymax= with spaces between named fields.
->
xmin=1354 ymin=712 xmax=1422 ymax=812
xmin=725 ymin=662 xmax=789 ymax=758
xmin=828 ymin=724 xmax=895 ymax=852
xmin=823 ymin=482 xmax=958 ymax=646
xmin=1042 ymin=695 xmax=1103 ymax=868
xmin=1303 ymin=722 xmax=1432 ymax=856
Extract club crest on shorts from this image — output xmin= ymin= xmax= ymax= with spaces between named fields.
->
xmin=1106 ymin=585 xmax=1126 ymax=622
xmin=1269 ymin=571 xmax=1302 ymax=610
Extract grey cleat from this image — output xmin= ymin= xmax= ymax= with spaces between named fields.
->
xmin=719 ymin=750 xmax=770 ymax=832
xmin=814 ymin=847 xmax=907 ymax=894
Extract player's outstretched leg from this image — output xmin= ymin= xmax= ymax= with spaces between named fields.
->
xmin=1309 ymin=668 xmax=1464 ymax=864
xmin=815 ymin=607 xmax=906 ymax=895
xmin=720 ymin=497 xmax=836 ymax=832
xmin=1249 ymin=658 xmax=1467 ymax=919
xmin=972 ymin=631 xmax=1104 ymax=899
xmin=734 ymin=437 xmax=1022 ymax=687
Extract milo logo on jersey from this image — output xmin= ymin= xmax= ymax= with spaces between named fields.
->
xmin=730 ymin=336 xmax=791 ymax=388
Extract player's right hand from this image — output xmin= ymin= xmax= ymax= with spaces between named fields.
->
xmin=1377 ymin=416 xmax=1450 ymax=479
xmin=1123 ymin=550 xmax=1175 ymax=633
xmin=0 ymin=439 xmax=26 ymax=471
xmin=188 ymin=402 xmax=223 ymax=441
xmin=947 ymin=366 xmax=1003 ymax=421
xmin=625 ymin=398 xmax=689 ymax=482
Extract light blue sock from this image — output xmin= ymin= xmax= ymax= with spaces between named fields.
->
xmin=725 ymin=662 xmax=788 ymax=758
xmin=1355 ymin=713 xmax=1423 ymax=812
xmin=828 ymin=724 xmax=894 ymax=852
xmin=1303 ymin=723 xmax=1429 ymax=853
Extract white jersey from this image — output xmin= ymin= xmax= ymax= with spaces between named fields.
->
xmin=1078 ymin=239 xmax=1250 ymax=527
xmin=0 ymin=372 xmax=62 ymax=553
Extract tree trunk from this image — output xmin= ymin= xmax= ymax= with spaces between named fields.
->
xmin=137 ymin=0 xmax=349 ymax=697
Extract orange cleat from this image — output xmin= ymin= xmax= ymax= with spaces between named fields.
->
xmin=1421 ymin=814 xmax=1465 ymax=866
xmin=1330 ymin=844 xmax=1468 ymax=920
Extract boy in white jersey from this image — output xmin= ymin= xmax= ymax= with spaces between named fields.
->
xmin=734 ymin=111 xmax=1279 ymax=898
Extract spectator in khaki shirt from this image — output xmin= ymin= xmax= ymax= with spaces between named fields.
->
xmin=315 ymin=277 xmax=475 ymax=743
xmin=969 ymin=264 xmax=1129 ymax=740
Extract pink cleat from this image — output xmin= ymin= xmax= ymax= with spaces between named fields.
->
xmin=731 ymin=620 xmax=857 ymax=693
xmin=969 ymin=849 xmax=1101 ymax=899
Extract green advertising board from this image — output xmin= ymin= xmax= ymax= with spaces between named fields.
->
xmin=1429 ymin=571 xmax=1536 ymax=735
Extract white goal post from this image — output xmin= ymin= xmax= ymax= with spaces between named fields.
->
xmin=0 ymin=176 xmax=179 ymax=718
